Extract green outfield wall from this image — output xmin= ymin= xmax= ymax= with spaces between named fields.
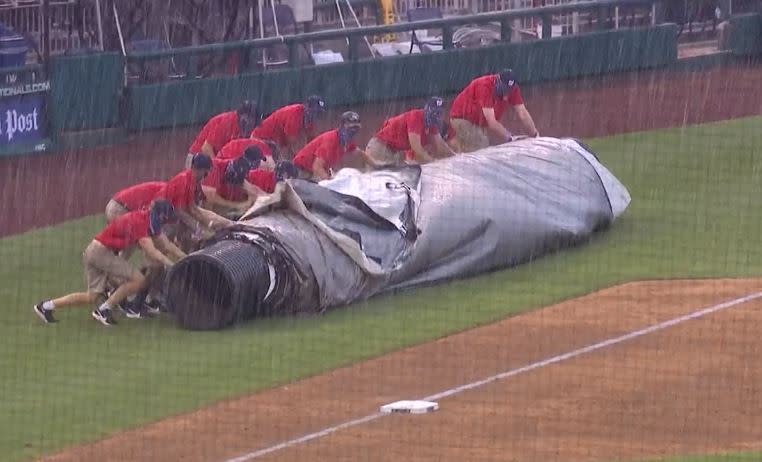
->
xmin=123 ymin=24 xmax=679 ymax=131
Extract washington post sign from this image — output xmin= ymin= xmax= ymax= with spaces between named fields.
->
xmin=0 ymin=76 xmax=50 ymax=155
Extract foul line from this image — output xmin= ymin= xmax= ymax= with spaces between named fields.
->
xmin=224 ymin=290 xmax=762 ymax=462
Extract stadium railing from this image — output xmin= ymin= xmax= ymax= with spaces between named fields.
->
xmin=125 ymin=0 xmax=660 ymax=79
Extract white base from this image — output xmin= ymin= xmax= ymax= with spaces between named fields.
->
xmin=380 ymin=400 xmax=439 ymax=414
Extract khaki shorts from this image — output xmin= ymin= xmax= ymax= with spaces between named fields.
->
xmin=365 ymin=137 xmax=406 ymax=168
xmin=83 ymin=240 xmax=138 ymax=295
xmin=451 ymin=118 xmax=490 ymax=153
xmin=105 ymin=199 xmax=129 ymax=223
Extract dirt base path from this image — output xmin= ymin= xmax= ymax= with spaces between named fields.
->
xmin=2 ymin=61 xmax=762 ymax=237
xmin=38 ymin=278 xmax=762 ymax=462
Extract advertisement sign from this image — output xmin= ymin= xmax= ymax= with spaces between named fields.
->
xmin=0 ymin=79 xmax=50 ymax=153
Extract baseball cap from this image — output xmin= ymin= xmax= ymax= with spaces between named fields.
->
xmin=341 ymin=111 xmax=361 ymax=127
xmin=305 ymin=95 xmax=327 ymax=112
xmin=237 ymin=100 xmax=258 ymax=117
xmin=243 ymin=145 xmax=265 ymax=165
xmin=226 ymin=157 xmax=252 ymax=185
xmin=498 ymin=69 xmax=516 ymax=87
xmin=190 ymin=153 xmax=213 ymax=170
xmin=424 ymin=96 xmax=445 ymax=113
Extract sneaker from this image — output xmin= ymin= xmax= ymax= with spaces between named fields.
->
xmin=144 ymin=299 xmax=161 ymax=315
xmin=33 ymin=302 xmax=57 ymax=324
xmin=121 ymin=301 xmax=141 ymax=319
xmin=92 ymin=308 xmax=118 ymax=326
xmin=122 ymin=301 xmax=153 ymax=319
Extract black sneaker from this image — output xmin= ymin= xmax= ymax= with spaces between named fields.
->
xmin=92 ymin=308 xmax=118 ymax=326
xmin=122 ymin=301 xmax=153 ymax=319
xmin=144 ymin=299 xmax=161 ymax=315
xmin=33 ymin=302 xmax=57 ymax=324
xmin=121 ymin=300 xmax=140 ymax=319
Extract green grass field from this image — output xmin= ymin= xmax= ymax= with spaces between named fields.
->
xmin=2 ymin=116 xmax=761 ymax=462
xmin=632 ymin=452 xmax=762 ymax=462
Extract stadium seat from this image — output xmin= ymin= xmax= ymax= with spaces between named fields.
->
xmin=407 ymin=7 xmax=444 ymax=54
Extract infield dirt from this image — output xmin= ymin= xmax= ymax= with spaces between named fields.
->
xmin=37 ymin=278 xmax=762 ymax=462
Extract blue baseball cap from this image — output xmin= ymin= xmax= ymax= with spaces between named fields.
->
xmin=498 ymin=69 xmax=516 ymax=87
xmin=190 ymin=153 xmax=213 ymax=170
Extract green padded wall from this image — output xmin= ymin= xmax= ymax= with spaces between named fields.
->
xmin=125 ymin=25 xmax=678 ymax=131
xmin=50 ymin=53 xmax=124 ymax=131
xmin=729 ymin=13 xmax=762 ymax=56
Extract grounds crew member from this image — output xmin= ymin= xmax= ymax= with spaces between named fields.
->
xmin=33 ymin=200 xmax=184 ymax=326
xmin=450 ymin=69 xmax=539 ymax=152
xmin=365 ymin=97 xmax=454 ymax=167
xmin=217 ymin=137 xmax=278 ymax=170
xmin=201 ymin=156 xmax=257 ymax=216
xmin=186 ymin=100 xmax=260 ymax=167
xmin=156 ymin=153 xmax=234 ymax=251
xmin=252 ymin=95 xmax=327 ymax=159
xmin=245 ymin=160 xmax=299 ymax=195
xmin=105 ymin=181 xmax=166 ymax=223
xmin=293 ymin=111 xmax=363 ymax=181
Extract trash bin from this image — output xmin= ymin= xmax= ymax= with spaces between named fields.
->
xmin=0 ymin=22 xmax=29 ymax=68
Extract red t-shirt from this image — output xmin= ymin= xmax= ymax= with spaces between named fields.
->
xmin=246 ymin=169 xmax=277 ymax=194
xmin=293 ymin=129 xmax=357 ymax=172
xmin=95 ymin=210 xmax=156 ymax=251
xmin=113 ymin=181 xmax=165 ymax=211
xmin=188 ymin=111 xmax=241 ymax=154
xmin=251 ymin=104 xmax=313 ymax=147
xmin=450 ymin=75 xmax=524 ymax=127
xmin=202 ymin=158 xmax=248 ymax=202
xmin=155 ymin=170 xmax=203 ymax=210
xmin=217 ymin=137 xmax=273 ymax=161
xmin=375 ymin=109 xmax=440 ymax=151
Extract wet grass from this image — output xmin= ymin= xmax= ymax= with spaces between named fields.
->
xmin=1 ymin=115 xmax=761 ymax=461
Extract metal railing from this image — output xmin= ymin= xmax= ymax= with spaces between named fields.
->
xmin=0 ymin=0 xmax=99 ymax=59
xmin=313 ymin=0 xmax=379 ymax=27
xmin=125 ymin=0 xmax=658 ymax=80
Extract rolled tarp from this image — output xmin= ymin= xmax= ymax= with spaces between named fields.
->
xmin=165 ymin=137 xmax=630 ymax=330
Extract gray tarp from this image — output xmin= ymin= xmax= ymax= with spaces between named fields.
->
xmin=228 ymin=137 xmax=630 ymax=314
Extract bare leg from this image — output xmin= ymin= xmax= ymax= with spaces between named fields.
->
xmin=91 ymin=273 xmax=146 ymax=326
xmin=50 ymin=292 xmax=98 ymax=308
xmin=34 ymin=291 xmax=101 ymax=323
xmin=106 ymin=274 xmax=146 ymax=307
